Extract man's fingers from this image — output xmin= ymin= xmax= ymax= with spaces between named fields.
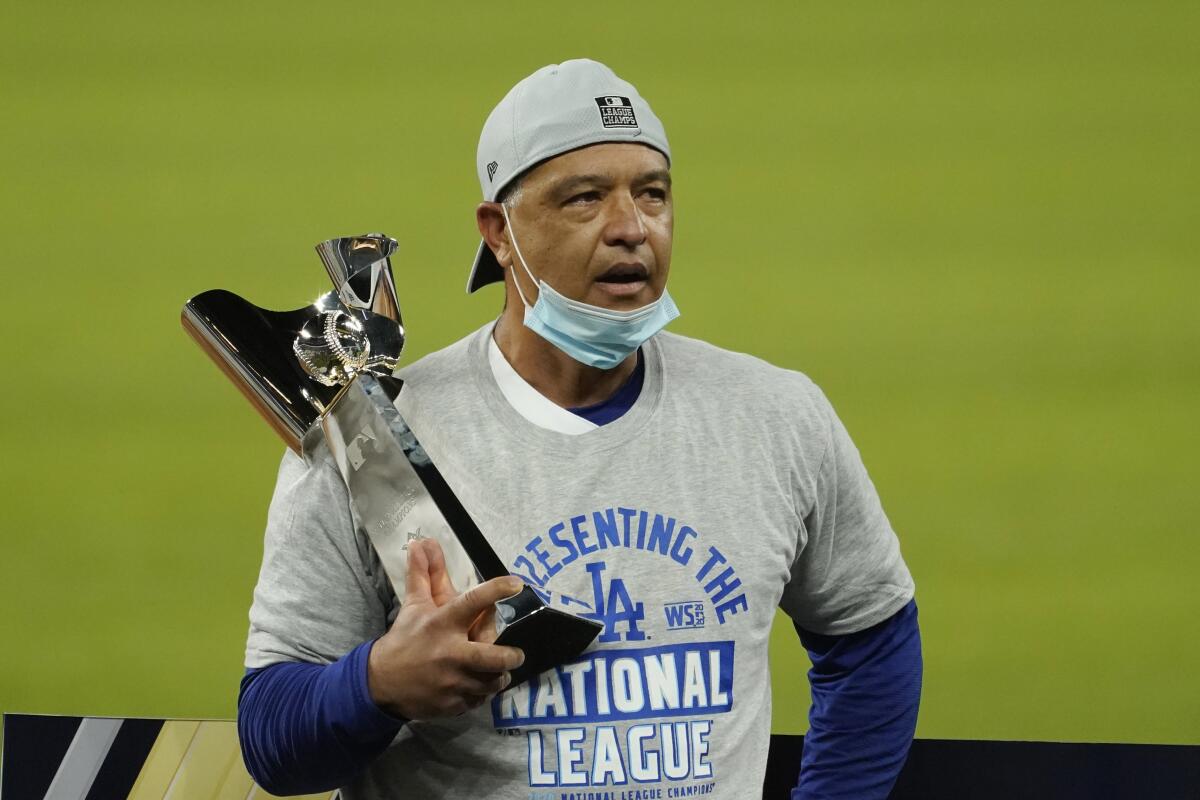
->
xmin=467 ymin=604 xmax=499 ymax=644
xmin=454 ymin=692 xmax=495 ymax=716
xmin=403 ymin=539 xmax=434 ymax=604
xmin=456 ymin=640 xmax=525 ymax=674
xmin=446 ymin=576 xmax=525 ymax=629
xmin=458 ymin=670 xmax=512 ymax=697
xmin=423 ymin=539 xmax=459 ymax=607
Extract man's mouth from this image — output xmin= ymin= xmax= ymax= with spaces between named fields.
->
xmin=594 ymin=263 xmax=650 ymax=298
xmin=595 ymin=263 xmax=649 ymax=284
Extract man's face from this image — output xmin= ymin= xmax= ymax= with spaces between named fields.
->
xmin=503 ymin=142 xmax=673 ymax=310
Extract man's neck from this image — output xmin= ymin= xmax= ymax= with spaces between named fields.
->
xmin=492 ymin=310 xmax=638 ymax=408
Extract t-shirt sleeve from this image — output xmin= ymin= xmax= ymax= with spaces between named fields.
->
xmin=245 ymin=447 xmax=396 ymax=669
xmin=778 ymin=385 xmax=915 ymax=636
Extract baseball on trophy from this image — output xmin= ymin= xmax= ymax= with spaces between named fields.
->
xmin=292 ymin=309 xmax=371 ymax=387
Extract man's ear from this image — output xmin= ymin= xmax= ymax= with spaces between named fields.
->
xmin=475 ymin=202 xmax=511 ymax=268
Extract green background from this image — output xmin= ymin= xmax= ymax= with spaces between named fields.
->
xmin=2 ymin=1 xmax=1197 ymax=746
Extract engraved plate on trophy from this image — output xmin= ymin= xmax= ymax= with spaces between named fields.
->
xmin=181 ymin=234 xmax=601 ymax=687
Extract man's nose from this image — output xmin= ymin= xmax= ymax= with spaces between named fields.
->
xmin=603 ymin=192 xmax=647 ymax=249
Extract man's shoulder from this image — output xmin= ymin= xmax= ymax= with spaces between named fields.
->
xmin=395 ymin=323 xmax=487 ymax=388
xmin=655 ymin=330 xmax=824 ymax=401
xmin=654 ymin=330 xmax=838 ymax=463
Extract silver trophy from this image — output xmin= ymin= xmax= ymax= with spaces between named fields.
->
xmin=182 ymin=234 xmax=601 ymax=688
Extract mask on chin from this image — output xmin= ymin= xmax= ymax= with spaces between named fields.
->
xmin=501 ymin=203 xmax=681 ymax=370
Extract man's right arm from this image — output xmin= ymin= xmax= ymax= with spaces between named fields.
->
xmin=238 ymin=450 xmax=524 ymax=791
xmin=237 ymin=448 xmax=400 ymax=792
xmin=237 ymin=642 xmax=404 ymax=794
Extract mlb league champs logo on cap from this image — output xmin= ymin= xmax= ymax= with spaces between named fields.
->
xmin=595 ymin=95 xmax=638 ymax=128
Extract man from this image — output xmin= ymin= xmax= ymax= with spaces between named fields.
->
xmin=238 ymin=59 xmax=922 ymax=799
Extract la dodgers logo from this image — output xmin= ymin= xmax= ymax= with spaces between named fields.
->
xmin=582 ymin=561 xmax=646 ymax=643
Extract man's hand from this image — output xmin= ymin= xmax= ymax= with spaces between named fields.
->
xmin=367 ymin=538 xmax=526 ymax=720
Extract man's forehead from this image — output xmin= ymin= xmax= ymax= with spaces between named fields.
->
xmin=523 ymin=142 xmax=670 ymax=188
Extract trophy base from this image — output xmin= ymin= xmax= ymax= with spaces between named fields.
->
xmin=495 ymin=587 xmax=603 ymax=689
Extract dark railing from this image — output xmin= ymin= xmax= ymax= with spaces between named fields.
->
xmin=766 ymin=734 xmax=1200 ymax=800
xmin=4 ymin=714 xmax=1198 ymax=799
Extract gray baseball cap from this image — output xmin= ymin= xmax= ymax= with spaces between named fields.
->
xmin=466 ymin=58 xmax=672 ymax=293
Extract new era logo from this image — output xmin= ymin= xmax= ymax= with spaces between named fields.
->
xmin=486 ymin=160 xmax=499 ymax=182
xmin=594 ymin=95 xmax=637 ymax=128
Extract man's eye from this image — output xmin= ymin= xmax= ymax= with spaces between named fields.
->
xmin=567 ymin=191 xmax=601 ymax=204
xmin=643 ymin=187 xmax=668 ymax=201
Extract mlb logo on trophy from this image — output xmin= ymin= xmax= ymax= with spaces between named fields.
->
xmin=594 ymin=96 xmax=638 ymax=128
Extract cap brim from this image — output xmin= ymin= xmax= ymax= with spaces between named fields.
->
xmin=466 ymin=240 xmax=505 ymax=294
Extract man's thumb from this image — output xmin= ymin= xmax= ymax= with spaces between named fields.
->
xmin=447 ymin=575 xmax=525 ymax=629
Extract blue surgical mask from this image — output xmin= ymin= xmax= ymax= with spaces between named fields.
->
xmin=502 ymin=203 xmax=681 ymax=370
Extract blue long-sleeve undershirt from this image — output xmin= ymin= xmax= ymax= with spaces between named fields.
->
xmin=792 ymin=598 xmax=923 ymax=800
xmin=237 ymin=639 xmax=406 ymax=795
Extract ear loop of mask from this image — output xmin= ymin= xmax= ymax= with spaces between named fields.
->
xmin=500 ymin=203 xmax=538 ymax=309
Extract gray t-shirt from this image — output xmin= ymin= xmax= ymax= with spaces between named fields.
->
xmin=245 ymin=323 xmax=914 ymax=799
